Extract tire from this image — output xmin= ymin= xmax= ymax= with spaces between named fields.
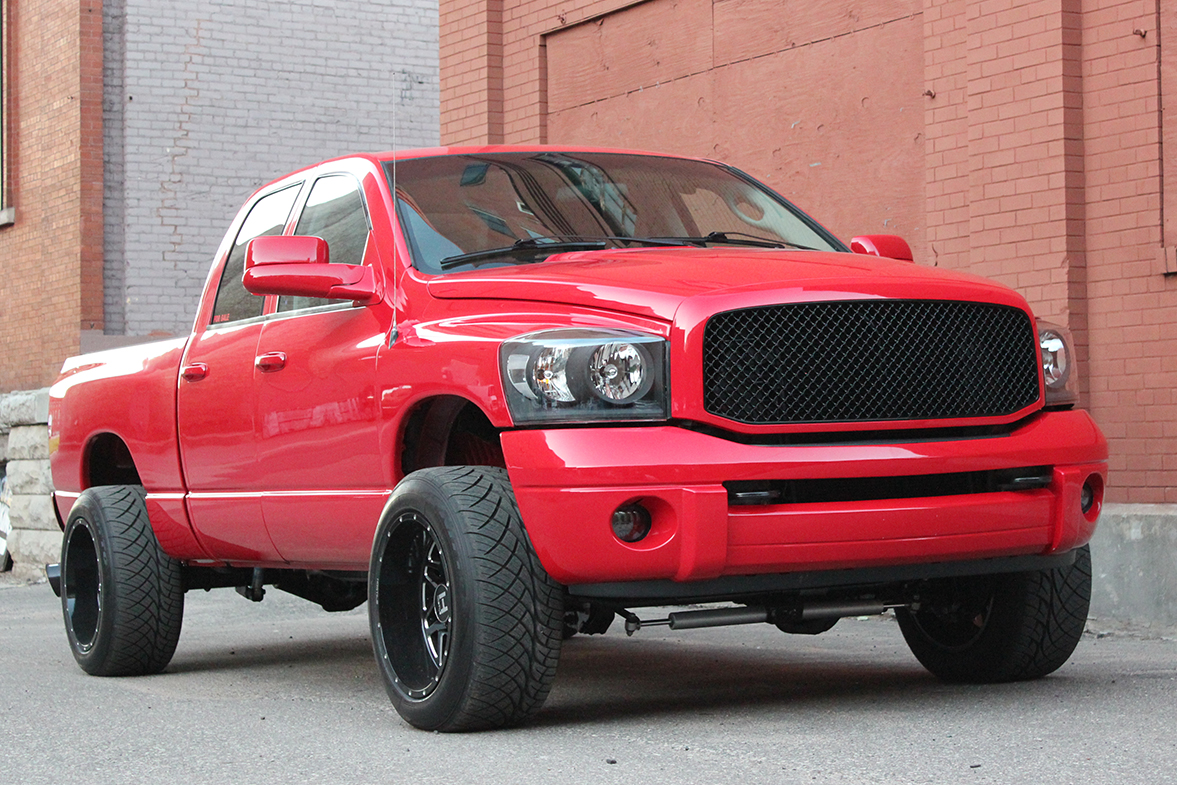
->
xmin=368 ymin=466 xmax=563 ymax=731
xmin=896 ymin=545 xmax=1091 ymax=683
xmin=60 ymin=485 xmax=184 ymax=676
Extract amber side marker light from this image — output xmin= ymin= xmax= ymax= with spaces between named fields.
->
xmin=612 ymin=503 xmax=653 ymax=543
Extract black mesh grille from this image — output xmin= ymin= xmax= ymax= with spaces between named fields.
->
xmin=702 ymin=300 xmax=1041 ymax=424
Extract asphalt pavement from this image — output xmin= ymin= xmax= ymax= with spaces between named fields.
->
xmin=2 ymin=574 xmax=1175 ymax=784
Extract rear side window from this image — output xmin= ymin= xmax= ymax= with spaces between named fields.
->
xmin=278 ymin=174 xmax=370 ymax=312
xmin=210 ymin=184 xmax=301 ymax=325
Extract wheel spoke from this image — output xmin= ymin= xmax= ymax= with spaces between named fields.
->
xmin=416 ymin=536 xmax=452 ymax=672
xmin=376 ymin=511 xmax=454 ymax=696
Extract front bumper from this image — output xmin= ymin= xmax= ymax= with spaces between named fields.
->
xmin=501 ymin=410 xmax=1107 ymax=586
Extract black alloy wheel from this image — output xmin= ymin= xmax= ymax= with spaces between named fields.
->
xmin=374 ymin=512 xmax=453 ymax=700
xmin=369 ymin=466 xmax=564 ymax=732
xmin=60 ymin=485 xmax=184 ymax=676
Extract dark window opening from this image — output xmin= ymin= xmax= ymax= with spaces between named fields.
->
xmin=278 ymin=174 xmax=370 ymax=313
xmin=209 ymin=183 xmax=301 ymax=325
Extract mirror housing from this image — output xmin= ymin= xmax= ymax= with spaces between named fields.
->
xmin=850 ymin=234 xmax=914 ymax=262
xmin=243 ymin=235 xmax=378 ymax=303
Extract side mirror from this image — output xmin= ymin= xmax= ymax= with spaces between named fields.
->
xmin=850 ymin=235 xmax=914 ymax=262
xmin=243 ymin=235 xmax=378 ymax=303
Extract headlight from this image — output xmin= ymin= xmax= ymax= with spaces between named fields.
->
xmin=501 ymin=329 xmax=669 ymax=424
xmin=1037 ymin=319 xmax=1078 ymax=407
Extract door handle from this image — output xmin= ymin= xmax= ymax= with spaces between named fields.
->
xmin=255 ymin=352 xmax=288 ymax=372
xmin=181 ymin=363 xmax=209 ymax=382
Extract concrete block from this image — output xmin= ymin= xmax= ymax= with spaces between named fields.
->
xmin=0 ymin=389 xmax=50 ymax=428
xmin=8 ymin=529 xmax=63 ymax=576
xmin=7 ymin=425 xmax=50 ymax=460
xmin=10 ymin=494 xmax=61 ymax=532
xmin=6 ymin=460 xmax=54 ymax=496
xmin=1089 ymin=503 xmax=1177 ymax=635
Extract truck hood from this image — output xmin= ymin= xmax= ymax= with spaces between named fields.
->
xmin=424 ymin=247 xmax=1026 ymax=321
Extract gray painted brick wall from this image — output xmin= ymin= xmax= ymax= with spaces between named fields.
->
xmin=103 ymin=0 xmax=128 ymax=335
xmin=103 ymin=0 xmax=440 ymax=337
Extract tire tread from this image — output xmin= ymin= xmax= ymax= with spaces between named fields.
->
xmin=443 ymin=466 xmax=562 ymax=730
xmin=897 ymin=546 xmax=1091 ymax=683
xmin=65 ymin=485 xmax=183 ymax=676
xmin=370 ymin=466 xmax=563 ymax=731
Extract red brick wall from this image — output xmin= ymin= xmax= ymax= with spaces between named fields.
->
xmin=1082 ymin=0 xmax=1170 ymax=502
xmin=924 ymin=0 xmax=1087 ymax=360
xmin=922 ymin=0 xmax=1176 ymax=503
xmin=441 ymin=0 xmax=506 ymax=143
xmin=442 ymin=0 xmax=1177 ymax=503
xmin=0 ymin=0 xmax=104 ymax=392
xmin=79 ymin=1 xmax=104 ymax=332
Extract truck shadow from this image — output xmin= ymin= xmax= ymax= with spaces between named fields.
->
xmin=535 ymin=633 xmax=933 ymax=726
xmin=163 ymin=621 xmax=1083 ymax=727
xmin=533 ymin=627 xmax=1093 ymax=728
xmin=167 ymin=633 xmax=374 ymax=676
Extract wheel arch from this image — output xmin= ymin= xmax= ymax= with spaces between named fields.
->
xmin=397 ymin=395 xmax=505 ymax=477
xmin=83 ymin=432 xmax=143 ymax=488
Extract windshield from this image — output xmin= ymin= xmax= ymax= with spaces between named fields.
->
xmin=383 ymin=152 xmax=843 ymax=274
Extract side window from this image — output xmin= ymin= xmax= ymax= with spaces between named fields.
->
xmin=278 ymin=174 xmax=370 ymax=312
xmin=210 ymin=184 xmax=300 ymax=325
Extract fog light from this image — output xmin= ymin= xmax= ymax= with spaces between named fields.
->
xmin=1080 ymin=480 xmax=1095 ymax=514
xmin=611 ymin=503 xmax=652 ymax=543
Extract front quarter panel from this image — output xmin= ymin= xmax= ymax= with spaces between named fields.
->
xmin=387 ymin=293 xmax=671 ymax=433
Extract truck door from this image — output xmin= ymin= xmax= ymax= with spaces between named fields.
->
xmin=176 ymin=183 xmax=302 ymax=563
xmin=252 ymin=173 xmax=388 ymax=566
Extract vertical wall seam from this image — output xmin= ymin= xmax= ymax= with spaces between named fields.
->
xmin=102 ymin=0 xmax=126 ymax=334
xmin=487 ymin=0 xmax=504 ymax=143
xmin=1156 ymin=0 xmax=1167 ymax=257
xmin=537 ymin=35 xmax=548 ymax=145
xmin=1061 ymin=0 xmax=1088 ymax=397
xmin=79 ymin=1 xmax=105 ymax=331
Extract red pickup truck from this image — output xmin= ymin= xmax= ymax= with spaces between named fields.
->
xmin=48 ymin=147 xmax=1107 ymax=731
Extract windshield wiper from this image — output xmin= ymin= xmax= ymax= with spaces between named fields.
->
xmin=438 ymin=237 xmax=608 ymax=270
xmin=436 ymin=232 xmax=816 ymax=270
xmin=647 ymin=231 xmax=817 ymax=250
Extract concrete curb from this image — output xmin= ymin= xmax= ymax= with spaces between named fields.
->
xmin=1088 ymin=503 xmax=1177 ymax=637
